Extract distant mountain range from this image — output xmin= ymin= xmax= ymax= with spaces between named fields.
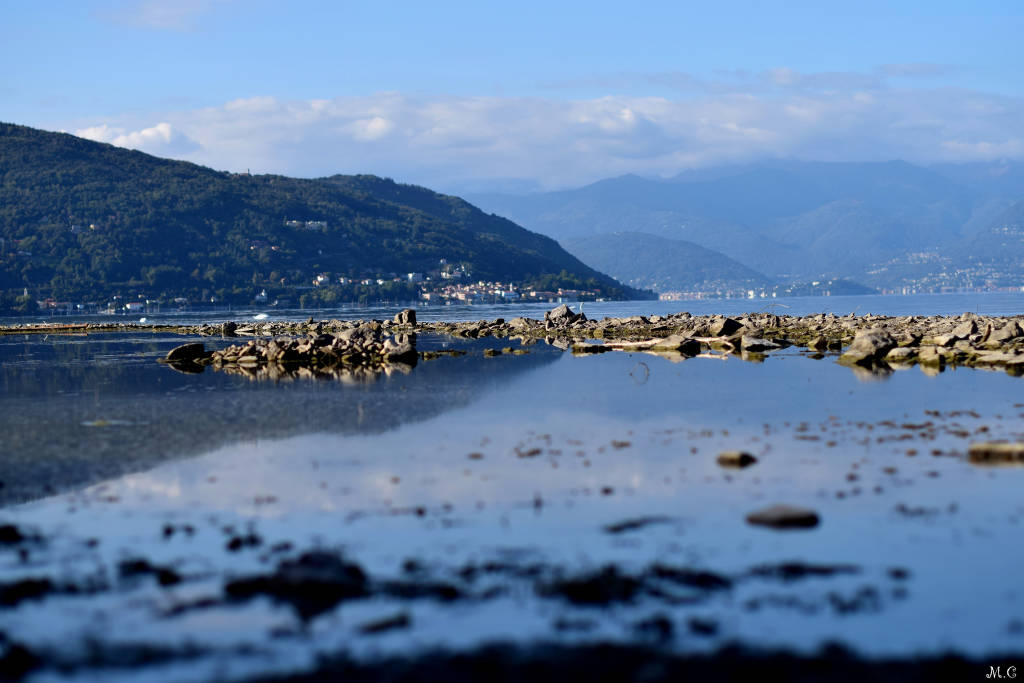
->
xmin=564 ymin=232 xmax=771 ymax=293
xmin=0 ymin=122 xmax=648 ymax=311
xmin=468 ymin=160 xmax=1024 ymax=293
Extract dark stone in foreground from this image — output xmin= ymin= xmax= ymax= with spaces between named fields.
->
xmin=0 ymin=578 xmax=54 ymax=607
xmin=746 ymin=504 xmax=820 ymax=529
xmin=225 ymin=551 xmax=369 ymax=620
xmin=0 ymin=524 xmax=25 ymax=545
xmin=716 ymin=451 xmax=758 ymax=469
xmin=540 ymin=566 xmax=643 ymax=605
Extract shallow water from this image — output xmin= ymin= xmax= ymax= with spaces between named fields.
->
xmin=1 ymin=330 xmax=1023 ymax=680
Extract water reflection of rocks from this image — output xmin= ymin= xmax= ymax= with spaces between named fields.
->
xmin=163 ymin=326 xmax=419 ymax=383
xmin=0 ymin=332 xmax=561 ymax=506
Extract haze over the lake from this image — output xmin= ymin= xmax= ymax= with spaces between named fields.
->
xmin=5 ymin=0 xmax=1023 ymax=193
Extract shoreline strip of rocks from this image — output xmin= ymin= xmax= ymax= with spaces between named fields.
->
xmin=5 ymin=305 xmax=1024 ymax=374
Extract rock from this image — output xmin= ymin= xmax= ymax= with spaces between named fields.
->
xmin=807 ymin=336 xmax=829 ymax=351
xmin=741 ymin=336 xmax=781 ymax=353
xmin=225 ymin=551 xmax=369 ymax=620
xmin=544 ymin=304 xmax=581 ymax=327
xmin=311 ymin=333 xmax=334 ymax=347
xmin=393 ymin=308 xmax=417 ymax=325
xmin=897 ymin=332 xmax=922 ymax=346
xmin=710 ymin=317 xmax=743 ymax=337
xmin=221 ymin=321 xmax=238 ymax=336
xmin=884 ymin=347 xmax=916 ymax=362
xmin=968 ymin=442 xmax=1024 ymax=465
xmin=716 ymin=451 xmax=757 ymax=468
xmin=746 ymin=504 xmax=820 ymax=529
xmin=952 ymin=320 xmax=977 ymax=338
xmin=931 ymin=333 xmax=957 ymax=347
xmin=507 ymin=317 xmax=534 ymax=330
xmin=839 ymin=328 xmax=896 ymax=365
xmin=975 ymin=350 xmax=1024 ymax=366
xmin=541 ymin=566 xmax=643 ymax=605
xmin=917 ymin=345 xmax=945 ymax=366
xmin=265 ymin=340 xmax=284 ymax=361
xmin=648 ymin=334 xmax=701 ymax=356
xmin=164 ymin=343 xmax=208 ymax=363
xmin=0 ymin=524 xmax=26 ymax=545
xmin=988 ymin=322 xmax=1022 ymax=344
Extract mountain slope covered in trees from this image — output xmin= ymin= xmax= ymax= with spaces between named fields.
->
xmin=0 ymin=122 xmax=647 ymax=311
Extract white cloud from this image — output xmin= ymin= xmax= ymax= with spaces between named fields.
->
xmin=68 ymin=72 xmax=1024 ymax=192
xmin=349 ymin=116 xmax=394 ymax=141
xmin=75 ymin=121 xmax=199 ymax=156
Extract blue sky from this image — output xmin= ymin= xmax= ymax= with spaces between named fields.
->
xmin=4 ymin=0 xmax=1023 ymax=191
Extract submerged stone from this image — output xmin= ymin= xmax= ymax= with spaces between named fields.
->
xmin=746 ymin=504 xmax=820 ymax=530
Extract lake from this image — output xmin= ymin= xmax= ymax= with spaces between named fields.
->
xmin=1 ymin=295 xmax=1023 ymax=681
xmin=13 ymin=290 xmax=1024 ymax=328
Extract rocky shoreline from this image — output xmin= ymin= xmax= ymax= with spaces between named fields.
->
xmin=4 ymin=306 xmax=1024 ymax=375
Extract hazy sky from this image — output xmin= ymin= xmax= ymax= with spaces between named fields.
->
xmin=4 ymin=0 xmax=1023 ymax=191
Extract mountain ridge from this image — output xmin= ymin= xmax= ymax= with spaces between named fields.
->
xmin=467 ymin=159 xmax=1024 ymax=290
xmin=0 ymin=122 xmax=650 ymax=311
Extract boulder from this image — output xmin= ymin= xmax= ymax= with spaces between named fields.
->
xmin=544 ymin=304 xmax=581 ymax=327
xmin=988 ymin=322 xmax=1022 ymax=344
xmin=393 ymin=308 xmax=417 ymax=326
xmin=884 ymin=347 xmax=916 ymax=363
xmin=952 ymin=320 xmax=977 ymax=338
xmin=807 ymin=336 xmax=829 ymax=351
xmin=507 ymin=317 xmax=534 ymax=330
xmin=839 ymin=328 xmax=896 ymax=365
xmin=710 ymin=317 xmax=743 ymax=337
xmin=917 ymin=345 xmax=946 ymax=366
xmin=221 ymin=321 xmax=238 ymax=336
xmin=741 ymin=336 xmax=781 ymax=353
xmin=165 ymin=343 xmax=208 ymax=363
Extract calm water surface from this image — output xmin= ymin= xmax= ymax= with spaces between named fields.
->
xmin=11 ymin=291 xmax=1024 ymax=327
xmin=1 ymin=311 xmax=1023 ymax=681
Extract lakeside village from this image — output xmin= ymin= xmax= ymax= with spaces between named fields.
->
xmin=31 ymin=278 xmax=1024 ymax=316
xmin=24 ymin=256 xmax=1024 ymax=316
xmin=28 ymin=265 xmax=604 ymax=316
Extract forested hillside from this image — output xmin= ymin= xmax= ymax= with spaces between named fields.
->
xmin=0 ymin=123 xmax=645 ymax=312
